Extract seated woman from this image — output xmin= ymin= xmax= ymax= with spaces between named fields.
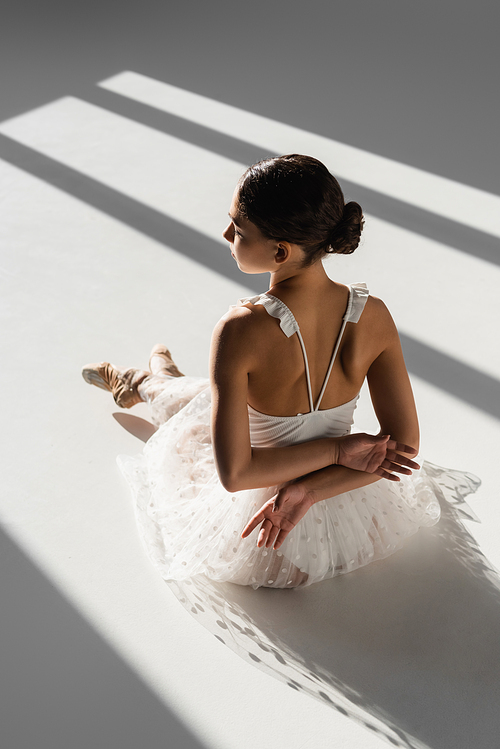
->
xmin=83 ymin=154 xmax=468 ymax=590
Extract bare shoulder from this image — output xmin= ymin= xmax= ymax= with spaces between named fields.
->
xmin=210 ymin=302 xmax=270 ymax=367
xmin=213 ymin=303 xmax=253 ymax=332
xmin=361 ymin=295 xmax=399 ymax=341
xmin=364 ymin=294 xmax=393 ymax=319
xmin=213 ymin=301 xmax=269 ymax=339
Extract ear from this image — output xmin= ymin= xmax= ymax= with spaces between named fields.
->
xmin=274 ymin=242 xmax=292 ymax=265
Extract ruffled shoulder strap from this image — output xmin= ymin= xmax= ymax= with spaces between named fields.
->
xmin=234 ymin=283 xmax=369 ymax=331
xmin=344 ymin=282 xmax=369 ymax=324
xmin=234 ymin=283 xmax=370 ymax=413
xmin=233 ymin=293 xmax=299 ymax=338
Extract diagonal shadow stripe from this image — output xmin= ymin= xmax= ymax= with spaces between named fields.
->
xmin=81 ymin=85 xmax=273 ymax=168
xmin=0 ymin=133 xmax=252 ymax=288
xmin=1 ymin=132 xmax=498 ymax=420
xmin=82 ymin=86 xmax=500 ymax=268
xmin=0 ymin=526 xmax=208 ymax=749
xmin=399 ymin=334 xmax=499 ymax=419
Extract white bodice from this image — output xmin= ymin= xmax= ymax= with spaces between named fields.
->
xmin=248 ymin=393 xmax=360 ymax=447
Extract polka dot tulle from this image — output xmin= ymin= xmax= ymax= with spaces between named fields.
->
xmin=116 ymin=375 xmax=478 ymax=590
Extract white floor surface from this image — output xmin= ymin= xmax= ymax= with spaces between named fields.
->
xmin=1 ymin=73 xmax=499 ymax=749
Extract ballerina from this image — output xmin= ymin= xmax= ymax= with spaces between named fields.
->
xmin=83 ymin=154 xmax=449 ymax=589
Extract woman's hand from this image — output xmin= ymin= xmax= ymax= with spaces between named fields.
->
xmin=334 ymin=433 xmax=419 ymax=480
xmin=241 ymin=482 xmax=313 ymax=550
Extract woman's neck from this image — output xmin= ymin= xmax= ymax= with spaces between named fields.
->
xmin=268 ymin=259 xmax=332 ymax=296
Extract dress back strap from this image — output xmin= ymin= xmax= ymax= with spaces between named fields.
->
xmin=314 ymin=317 xmax=349 ymax=410
xmin=296 ymin=330 xmax=315 ymax=412
xmin=314 ymin=282 xmax=369 ymax=411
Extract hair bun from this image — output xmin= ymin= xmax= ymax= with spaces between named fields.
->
xmin=236 ymin=155 xmax=365 ymax=265
xmin=327 ymin=201 xmax=364 ymax=255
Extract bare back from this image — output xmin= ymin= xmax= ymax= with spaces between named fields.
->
xmin=210 ymin=275 xmax=419 ymax=491
xmin=244 ymin=281 xmax=389 ymax=417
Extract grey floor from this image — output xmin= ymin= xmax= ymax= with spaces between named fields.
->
xmin=1 ymin=2 xmax=499 ymax=748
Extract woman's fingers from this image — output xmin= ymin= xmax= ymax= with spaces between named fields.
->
xmin=386 ymin=439 xmax=418 ymax=456
xmin=241 ymin=509 xmax=266 ymax=537
xmin=375 ymin=466 xmax=401 ymax=481
xmin=385 ymin=453 xmax=420 ymax=470
xmin=273 ymin=528 xmax=289 ymax=550
xmin=246 ymin=515 xmax=288 ymax=549
xmin=380 ymin=455 xmax=420 ymax=473
xmin=241 ymin=519 xmax=256 ymax=538
xmin=266 ymin=524 xmax=281 ymax=548
xmin=376 ymin=451 xmax=422 ymax=480
xmin=258 ymin=518 xmax=273 ymax=547
xmin=381 ymin=459 xmax=412 ymax=475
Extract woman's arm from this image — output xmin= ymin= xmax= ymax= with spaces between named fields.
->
xmin=242 ymin=445 xmax=419 ymax=550
xmin=301 ymin=312 xmax=420 ymax=502
xmin=210 ymin=309 xmax=337 ymax=492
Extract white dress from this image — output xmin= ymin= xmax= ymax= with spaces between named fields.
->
xmin=118 ymin=283 xmax=478 ymax=589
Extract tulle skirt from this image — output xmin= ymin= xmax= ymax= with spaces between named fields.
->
xmin=118 ymin=376 xmax=479 ymax=589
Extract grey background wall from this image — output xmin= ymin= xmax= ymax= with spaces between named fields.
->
xmin=1 ymin=0 xmax=498 ymax=193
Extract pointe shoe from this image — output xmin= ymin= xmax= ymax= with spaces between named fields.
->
xmin=82 ymin=362 xmax=149 ymax=408
xmin=148 ymin=344 xmax=184 ymax=377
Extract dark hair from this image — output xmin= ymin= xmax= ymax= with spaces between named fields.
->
xmin=236 ymin=154 xmax=364 ymax=266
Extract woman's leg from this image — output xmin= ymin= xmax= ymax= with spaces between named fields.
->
xmin=81 ymin=362 xmax=150 ymax=408
xmin=148 ymin=344 xmax=184 ymax=377
xmin=82 ymin=345 xmax=209 ymax=426
xmin=137 ymin=344 xmax=186 ymax=404
xmin=82 ymin=344 xmax=184 ymax=408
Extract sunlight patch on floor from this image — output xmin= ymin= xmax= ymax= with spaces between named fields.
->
xmin=99 ymin=71 xmax=500 ymax=238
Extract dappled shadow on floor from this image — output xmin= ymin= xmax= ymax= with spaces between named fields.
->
xmin=168 ymin=467 xmax=499 ymax=749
